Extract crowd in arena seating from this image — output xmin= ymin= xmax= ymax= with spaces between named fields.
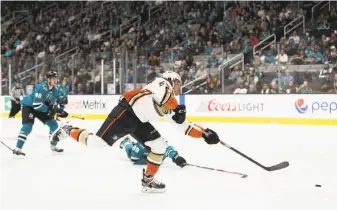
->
xmin=1 ymin=1 xmax=337 ymax=95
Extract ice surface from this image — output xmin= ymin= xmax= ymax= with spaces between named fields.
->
xmin=1 ymin=118 xmax=337 ymax=210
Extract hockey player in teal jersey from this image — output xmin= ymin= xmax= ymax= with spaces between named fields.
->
xmin=56 ymin=78 xmax=69 ymax=110
xmin=119 ymin=136 xmax=187 ymax=168
xmin=13 ymin=71 xmax=69 ymax=156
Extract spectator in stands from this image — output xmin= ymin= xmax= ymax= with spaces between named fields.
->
xmin=233 ymin=81 xmax=248 ymax=94
xmin=319 ymin=62 xmax=333 ymax=80
xmin=248 ymin=83 xmax=257 ymax=94
xmin=329 ymin=45 xmax=337 ymax=63
xmin=213 ymin=77 xmax=221 ymax=90
xmin=195 ymin=42 xmax=205 ymax=54
xmin=285 ymin=80 xmax=296 ymax=94
xmin=319 ymin=62 xmax=334 ymax=92
xmin=260 ymin=50 xmax=275 ymax=65
xmin=285 ymin=38 xmax=298 ymax=57
xmin=147 ymin=67 xmax=159 ymax=82
xmin=85 ymin=82 xmax=94 ymax=94
xmin=249 ymin=33 xmax=259 ymax=47
xmin=77 ymin=83 xmax=84 ymax=95
xmin=284 ymin=69 xmax=295 ymax=86
xmin=270 ymin=80 xmax=279 ymax=94
xmin=261 ymin=81 xmax=271 ymax=94
xmin=205 ymin=41 xmax=214 ymax=55
xmin=205 ymin=77 xmax=216 ymax=94
xmin=246 ymin=67 xmax=257 ymax=85
xmin=307 ymin=46 xmax=324 ymax=64
xmin=329 ymin=8 xmax=337 ymax=21
xmin=148 ymin=56 xmax=159 ymax=67
xmin=289 ymin=31 xmax=300 ymax=45
xmin=222 ymin=52 xmax=230 ymax=64
xmin=297 ymin=80 xmax=313 ymax=94
xmin=255 ymin=50 xmax=263 ymax=65
xmin=292 ymin=49 xmax=307 ymax=65
xmin=275 ymin=50 xmax=288 ymax=65
xmin=185 ymin=55 xmax=193 ymax=67
xmin=182 ymin=72 xmax=194 ymax=87
xmin=207 ymin=52 xmax=219 ymax=68
xmin=228 ymin=65 xmax=240 ymax=81
xmin=236 ymin=70 xmax=246 ymax=85
xmin=279 ymin=7 xmax=290 ymax=21
xmin=195 ymin=64 xmax=206 ymax=78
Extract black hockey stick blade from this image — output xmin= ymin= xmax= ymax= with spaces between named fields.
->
xmin=264 ymin=161 xmax=290 ymax=171
xmin=220 ymin=141 xmax=289 ymax=172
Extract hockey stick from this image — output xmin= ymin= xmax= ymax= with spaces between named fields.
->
xmin=189 ymin=124 xmax=289 ymax=172
xmin=70 ymin=115 xmax=85 ymax=120
xmin=178 ymin=96 xmax=289 ymax=172
xmin=0 ymin=141 xmax=26 ymax=156
xmin=186 ymin=163 xmax=248 ymax=178
xmin=1 ymin=141 xmax=14 ymax=152
xmin=55 ymin=115 xmax=85 ymax=121
xmin=219 ymin=141 xmax=289 ymax=171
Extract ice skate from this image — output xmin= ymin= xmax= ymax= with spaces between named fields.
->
xmin=51 ymin=145 xmax=64 ymax=153
xmin=141 ymin=169 xmax=166 ymax=193
xmin=12 ymin=148 xmax=25 ymax=156
xmin=50 ymin=123 xmax=74 ymax=142
xmin=119 ymin=137 xmax=131 ymax=149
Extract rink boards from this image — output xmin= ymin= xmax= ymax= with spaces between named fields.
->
xmin=0 ymin=95 xmax=336 ymax=126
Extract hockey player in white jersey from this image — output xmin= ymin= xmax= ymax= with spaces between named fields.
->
xmin=52 ymin=71 xmax=220 ymax=193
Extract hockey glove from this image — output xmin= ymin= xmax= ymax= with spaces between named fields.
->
xmin=47 ymin=103 xmax=68 ymax=118
xmin=58 ymin=97 xmax=68 ymax=105
xmin=57 ymin=110 xmax=68 ymax=118
xmin=47 ymin=103 xmax=58 ymax=117
xmin=45 ymin=98 xmax=52 ymax=107
xmin=172 ymin=105 xmax=186 ymax=124
xmin=202 ymin=128 xmax=220 ymax=145
xmin=172 ymin=154 xmax=187 ymax=168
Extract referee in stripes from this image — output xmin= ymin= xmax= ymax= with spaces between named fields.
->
xmin=9 ymin=81 xmax=25 ymax=118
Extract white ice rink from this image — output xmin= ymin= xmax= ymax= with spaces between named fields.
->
xmin=1 ymin=118 xmax=336 ymax=210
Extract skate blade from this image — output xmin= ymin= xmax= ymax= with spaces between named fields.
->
xmin=141 ymin=187 xmax=166 ymax=193
xmin=51 ymin=151 xmax=64 ymax=156
xmin=10 ymin=155 xmax=25 ymax=160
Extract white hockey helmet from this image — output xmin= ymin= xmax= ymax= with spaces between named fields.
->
xmin=161 ymin=71 xmax=182 ymax=86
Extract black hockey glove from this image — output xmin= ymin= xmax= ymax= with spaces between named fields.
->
xmin=172 ymin=105 xmax=186 ymax=124
xmin=202 ymin=128 xmax=220 ymax=145
xmin=47 ymin=103 xmax=58 ymax=117
xmin=172 ymin=154 xmax=187 ymax=168
xmin=47 ymin=103 xmax=67 ymax=117
xmin=45 ymin=98 xmax=52 ymax=107
xmin=58 ymin=97 xmax=68 ymax=105
xmin=57 ymin=109 xmax=69 ymax=118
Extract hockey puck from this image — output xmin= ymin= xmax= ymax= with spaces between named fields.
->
xmin=315 ymin=185 xmax=321 ymax=187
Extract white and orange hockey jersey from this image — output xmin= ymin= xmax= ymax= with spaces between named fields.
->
xmin=121 ymin=77 xmax=204 ymax=139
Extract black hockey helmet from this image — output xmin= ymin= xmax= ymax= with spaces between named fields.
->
xmin=46 ymin=71 xmax=58 ymax=78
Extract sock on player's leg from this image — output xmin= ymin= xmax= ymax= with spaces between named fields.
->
xmin=146 ymin=152 xmax=163 ymax=176
xmin=68 ymin=128 xmax=109 ymax=148
xmin=15 ymin=123 xmax=32 ymax=150
xmin=16 ymin=132 xmax=27 ymax=149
